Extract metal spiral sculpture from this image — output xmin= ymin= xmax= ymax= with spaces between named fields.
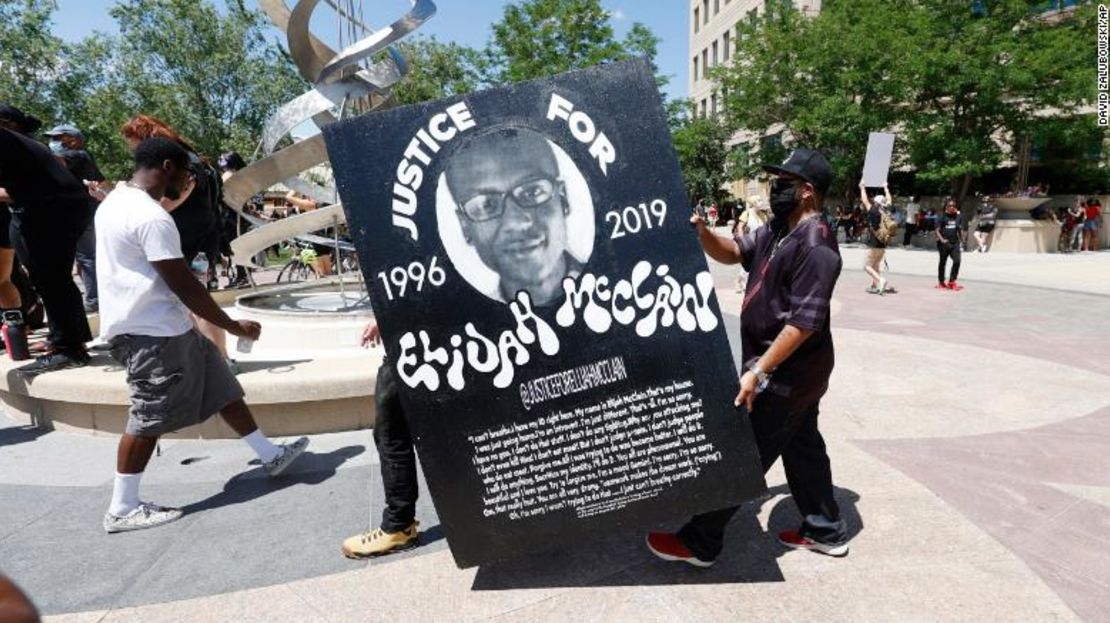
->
xmin=225 ymin=0 xmax=436 ymax=266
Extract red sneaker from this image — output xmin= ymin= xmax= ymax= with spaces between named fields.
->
xmin=778 ymin=529 xmax=849 ymax=557
xmin=935 ymin=282 xmax=950 ymax=290
xmin=645 ymin=532 xmax=715 ymax=568
xmin=947 ymin=281 xmax=964 ymax=291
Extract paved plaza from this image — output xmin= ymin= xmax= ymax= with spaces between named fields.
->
xmin=1 ymin=246 xmax=1108 ymax=622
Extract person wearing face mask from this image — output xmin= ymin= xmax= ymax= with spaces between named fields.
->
xmin=0 ymin=104 xmax=95 ymax=372
xmin=647 ymin=148 xmax=850 ymax=567
xmin=45 ymin=124 xmax=107 ymax=313
xmin=935 ymin=198 xmax=966 ymax=290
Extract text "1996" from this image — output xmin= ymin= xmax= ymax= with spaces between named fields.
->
xmin=377 ymin=256 xmax=446 ymax=301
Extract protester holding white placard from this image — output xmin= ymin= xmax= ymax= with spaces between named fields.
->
xmin=860 ymin=181 xmax=897 ymax=295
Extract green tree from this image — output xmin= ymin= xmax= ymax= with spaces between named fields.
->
xmin=716 ymin=0 xmax=1097 ymax=202
xmin=49 ymin=0 xmax=306 ymax=178
xmin=715 ymin=0 xmax=906 ymax=201
xmin=670 ymin=105 xmax=732 ymax=203
xmin=487 ymin=0 xmax=663 ymax=84
xmin=390 ymin=36 xmax=485 ymax=106
xmin=899 ymin=0 xmax=1096 ymax=199
xmin=0 ymin=0 xmax=63 ymax=122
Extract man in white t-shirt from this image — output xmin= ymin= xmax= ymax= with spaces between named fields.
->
xmin=96 ymin=137 xmax=309 ymax=533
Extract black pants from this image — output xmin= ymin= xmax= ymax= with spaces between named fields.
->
xmin=937 ymin=241 xmax=961 ymax=283
xmin=903 ymin=223 xmax=918 ymax=246
xmin=10 ymin=206 xmax=93 ymax=352
xmin=373 ymin=361 xmax=419 ymax=532
xmin=677 ymin=396 xmax=843 ymax=561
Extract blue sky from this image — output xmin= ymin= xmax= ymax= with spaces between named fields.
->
xmin=51 ymin=0 xmax=690 ymax=102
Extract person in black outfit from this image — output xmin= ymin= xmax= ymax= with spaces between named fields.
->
xmin=935 ymin=198 xmax=966 ymax=291
xmin=0 ymin=106 xmax=32 ymax=357
xmin=0 ymin=104 xmax=94 ymax=371
xmin=647 ymin=148 xmax=849 ymax=567
xmin=341 ymin=321 xmax=421 ymax=558
xmin=218 ymin=152 xmax=252 ymax=288
xmin=46 ymin=124 xmax=106 ymax=312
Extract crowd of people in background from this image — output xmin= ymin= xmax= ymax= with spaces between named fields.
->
xmin=695 ymin=182 xmax=1103 ymax=300
xmin=0 ymin=101 xmax=353 ymax=374
xmin=1052 ymin=197 xmax=1103 ymax=253
xmin=3 ymin=102 xmax=313 ymax=534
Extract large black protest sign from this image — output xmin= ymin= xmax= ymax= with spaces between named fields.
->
xmin=324 ymin=59 xmax=765 ymax=568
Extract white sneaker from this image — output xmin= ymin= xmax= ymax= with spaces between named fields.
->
xmin=263 ymin=436 xmax=310 ymax=477
xmin=103 ymin=502 xmax=183 ymax=533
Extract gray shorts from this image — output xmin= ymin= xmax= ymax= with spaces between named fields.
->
xmin=110 ymin=330 xmax=244 ymax=436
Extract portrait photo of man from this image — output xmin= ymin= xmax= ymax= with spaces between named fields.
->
xmin=439 ymin=126 xmax=594 ymax=306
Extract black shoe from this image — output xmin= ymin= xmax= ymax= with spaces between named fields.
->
xmin=20 ymin=349 xmax=90 ymax=374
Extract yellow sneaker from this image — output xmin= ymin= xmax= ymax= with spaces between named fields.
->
xmin=341 ymin=522 xmax=419 ymax=559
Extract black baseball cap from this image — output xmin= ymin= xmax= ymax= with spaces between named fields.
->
xmin=0 ymin=103 xmax=43 ymax=134
xmin=762 ymin=148 xmax=833 ymax=196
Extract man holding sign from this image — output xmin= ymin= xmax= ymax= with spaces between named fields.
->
xmin=647 ymin=149 xmax=850 ymax=566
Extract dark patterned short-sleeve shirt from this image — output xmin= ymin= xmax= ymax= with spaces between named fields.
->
xmin=735 ymin=215 xmax=842 ymax=407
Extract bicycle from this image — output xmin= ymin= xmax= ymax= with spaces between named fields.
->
xmin=276 ymin=241 xmax=359 ymax=284
xmin=276 ymin=245 xmax=318 ymax=283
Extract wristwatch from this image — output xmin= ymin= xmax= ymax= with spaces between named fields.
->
xmin=750 ymin=364 xmax=771 ymax=393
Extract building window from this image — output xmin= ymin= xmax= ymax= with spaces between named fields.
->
xmin=693 ymin=56 xmax=699 ymax=82
xmin=714 ymin=0 xmax=720 ymax=15
xmin=711 ymin=93 xmax=718 ymax=118
xmin=711 ymin=41 xmax=718 ymax=67
xmin=694 ymin=7 xmax=700 ymax=33
xmin=723 ymin=31 xmax=731 ymax=61
xmin=701 ymin=49 xmax=708 ymax=78
xmin=703 ymin=0 xmax=709 ymax=24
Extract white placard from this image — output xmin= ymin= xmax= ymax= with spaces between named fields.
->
xmin=862 ymin=132 xmax=895 ymax=187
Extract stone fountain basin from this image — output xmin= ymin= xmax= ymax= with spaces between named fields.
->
xmin=992 ymin=197 xmax=1050 ymax=219
xmin=233 ymin=278 xmax=373 ymax=355
xmin=0 ymin=279 xmax=382 ymax=438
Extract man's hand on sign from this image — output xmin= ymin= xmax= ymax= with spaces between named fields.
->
xmin=360 ymin=322 xmax=381 ymax=348
xmin=690 ymin=211 xmax=706 ymax=230
xmin=734 ymin=370 xmax=758 ymax=412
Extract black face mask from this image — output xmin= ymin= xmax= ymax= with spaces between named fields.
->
xmin=769 ymin=178 xmax=801 ymax=219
